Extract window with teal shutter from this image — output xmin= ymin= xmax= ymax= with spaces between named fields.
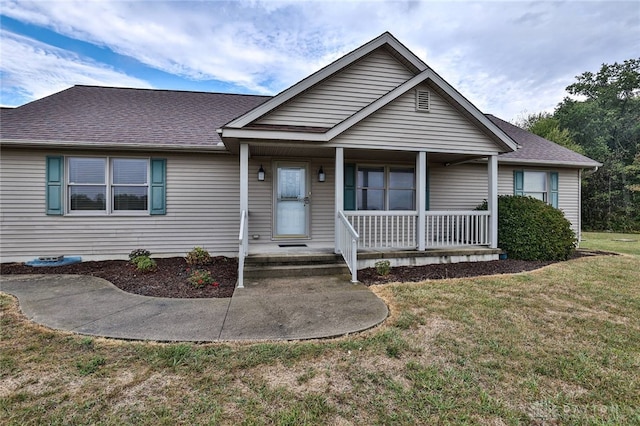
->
xmin=46 ymin=156 xmax=64 ymax=215
xmin=550 ymin=172 xmax=559 ymax=208
xmin=514 ymin=170 xmax=559 ymax=208
xmin=344 ymin=163 xmax=356 ymax=210
xmin=513 ymin=170 xmax=524 ymax=196
xmin=150 ymin=158 xmax=166 ymax=215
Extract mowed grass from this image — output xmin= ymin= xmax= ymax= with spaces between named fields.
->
xmin=2 ymin=250 xmax=639 ymax=424
xmin=581 ymin=231 xmax=640 ymax=256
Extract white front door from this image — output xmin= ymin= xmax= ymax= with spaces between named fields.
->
xmin=274 ymin=163 xmax=309 ymax=238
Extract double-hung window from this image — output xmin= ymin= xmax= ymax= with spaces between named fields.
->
xmin=68 ymin=157 xmax=148 ymax=213
xmin=46 ymin=156 xmax=166 ymax=215
xmin=112 ymin=159 xmax=149 ymax=211
xmin=514 ymin=170 xmax=559 ymax=208
xmin=68 ymin=157 xmax=108 ymax=211
xmin=357 ymin=166 xmax=415 ymax=211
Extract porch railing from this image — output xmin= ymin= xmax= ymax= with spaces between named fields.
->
xmin=424 ymin=210 xmax=490 ymax=248
xmin=344 ymin=211 xmax=418 ymax=249
xmin=342 ymin=210 xmax=490 ymax=251
xmin=237 ymin=210 xmax=248 ymax=289
xmin=337 ymin=211 xmax=359 ymax=282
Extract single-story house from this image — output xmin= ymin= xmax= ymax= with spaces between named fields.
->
xmin=0 ymin=32 xmax=600 ymax=285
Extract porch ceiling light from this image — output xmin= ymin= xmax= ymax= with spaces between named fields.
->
xmin=318 ymin=166 xmax=326 ymax=182
xmin=258 ymin=165 xmax=265 ymax=181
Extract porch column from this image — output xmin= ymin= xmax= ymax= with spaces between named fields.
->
xmin=334 ymin=147 xmax=344 ymax=254
xmin=416 ymin=151 xmax=427 ymax=251
xmin=240 ymin=143 xmax=249 ymax=214
xmin=488 ymin=154 xmax=498 ymax=249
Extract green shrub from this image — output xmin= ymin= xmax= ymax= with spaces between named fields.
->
xmin=185 ymin=246 xmax=212 ymax=266
xmin=477 ymin=195 xmax=576 ymax=261
xmin=132 ymin=255 xmax=157 ymax=272
xmin=129 ymin=248 xmax=150 ymax=262
xmin=375 ymin=260 xmax=391 ymax=276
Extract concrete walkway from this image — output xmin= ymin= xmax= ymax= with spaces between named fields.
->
xmin=0 ymin=274 xmax=388 ymax=342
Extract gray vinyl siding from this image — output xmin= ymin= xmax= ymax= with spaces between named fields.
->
xmin=429 ymin=163 xmax=488 ymax=210
xmin=247 ymin=158 xmax=335 ymax=245
xmin=0 ymin=148 xmax=241 ymax=262
xmin=331 ymin=83 xmax=500 ymax=154
xmin=429 ymin=162 xmax=581 ymax=233
xmin=256 ymin=49 xmax=414 ymax=128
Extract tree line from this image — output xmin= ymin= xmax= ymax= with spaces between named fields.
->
xmin=517 ymin=59 xmax=640 ymax=232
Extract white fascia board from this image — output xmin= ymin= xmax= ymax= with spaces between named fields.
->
xmin=0 ymin=139 xmax=231 ymax=153
xmin=220 ymin=128 xmax=328 ymax=142
xmin=225 ymin=33 xmax=427 ymax=129
xmin=425 ymin=72 xmax=518 ymax=152
xmin=497 ymin=157 xmax=603 ymax=168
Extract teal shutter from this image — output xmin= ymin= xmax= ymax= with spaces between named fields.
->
xmin=344 ymin=163 xmax=356 ymax=210
xmin=550 ymin=172 xmax=559 ymax=208
xmin=513 ymin=170 xmax=524 ymax=196
xmin=46 ymin=156 xmax=64 ymax=215
xmin=150 ymin=158 xmax=166 ymax=215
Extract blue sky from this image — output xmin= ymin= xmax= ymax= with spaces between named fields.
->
xmin=1 ymin=0 xmax=638 ymax=121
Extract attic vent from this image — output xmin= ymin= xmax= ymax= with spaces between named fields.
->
xmin=415 ymin=89 xmax=430 ymax=112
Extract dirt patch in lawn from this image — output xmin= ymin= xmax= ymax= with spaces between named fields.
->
xmin=0 ymin=250 xmax=612 ymax=299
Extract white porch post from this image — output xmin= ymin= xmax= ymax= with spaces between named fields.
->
xmin=240 ymin=143 xmax=249 ymax=214
xmin=416 ymin=151 xmax=427 ymax=251
xmin=488 ymin=154 xmax=498 ymax=249
xmin=335 ymin=147 xmax=344 ymax=254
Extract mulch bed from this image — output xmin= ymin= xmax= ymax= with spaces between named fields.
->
xmin=0 ymin=257 xmax=237 ymax=299
xmin=1 ymin=250 xmax=611 ymax=299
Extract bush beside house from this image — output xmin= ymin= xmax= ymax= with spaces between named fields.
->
xmin=479 ymin=195 xmax=576 ymax=261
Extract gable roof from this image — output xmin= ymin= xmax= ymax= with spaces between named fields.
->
xmin=224 ymin=32 xmax=426 ymax=129
xmin=221 ymin=32 xmax=519 ymax=153
xmin=0 ymin=85 xmax=269 ymax=150
xmin=487 ymin=115 xmax=602 ymax=168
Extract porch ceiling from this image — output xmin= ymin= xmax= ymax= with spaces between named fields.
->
xmin=344 ymin=149 xmax=485 ymax=165
xmin=246 ymin=145 xmax=487 ymax=164
xmin=249 ymin=144 xmax=335 ymax=159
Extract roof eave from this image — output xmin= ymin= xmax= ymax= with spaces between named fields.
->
xmin=498 ymin=157 xmax=602 ymax=169
xmin=0 ymin=139 xmax=231 ymax=153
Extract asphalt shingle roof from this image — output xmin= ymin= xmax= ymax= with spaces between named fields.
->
xmin=0 ymin=85 xmax=270 ymax=147
xmin=0 ymin=85 xmax=600 ymax=169
xmin=487 ymin=114 xmax=601 ymax=168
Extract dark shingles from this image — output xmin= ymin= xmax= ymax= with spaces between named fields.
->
xmin=0 ymin=86 xmax=270 ymax=147
xmin=487 ymin=114 xmax=601 ymax=168
xmin=0 ymin=85 xmax=601 ymax=169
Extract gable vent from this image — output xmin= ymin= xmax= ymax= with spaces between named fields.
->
xmin=415 ymin=89 xmax=430 ymax=112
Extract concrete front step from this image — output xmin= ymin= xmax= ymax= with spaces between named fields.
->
xmin=244 ymin=263 xmax=350 ymax=279
xmin=245 ymin=253 xmax=344 ymax=267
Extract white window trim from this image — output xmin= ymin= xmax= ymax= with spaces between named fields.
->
xmin=356 ymin=164 xmax=416 ymax=211
xmin=65 ymin=156 xmax=151 ymax=216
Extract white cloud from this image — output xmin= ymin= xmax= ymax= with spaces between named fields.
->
xmin=2 ymin=0 xmax=638 ymax=120
xmin=0 ymin=30 xmax=151 ymax=106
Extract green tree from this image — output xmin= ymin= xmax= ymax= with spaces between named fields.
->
xmin=555 ymin=59 xmax=640 ymax=231
xmin=518 ymin=112 xmax=585 ymax=154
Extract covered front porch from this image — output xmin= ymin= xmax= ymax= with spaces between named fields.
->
xmin=236 ymin=145 xmax=500 ymax=287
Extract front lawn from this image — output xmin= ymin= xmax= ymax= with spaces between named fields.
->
xmin=2 ymin=254 xmax=639 ymax=424
xmin=581 ymin=231 xmax=640 ymax=256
